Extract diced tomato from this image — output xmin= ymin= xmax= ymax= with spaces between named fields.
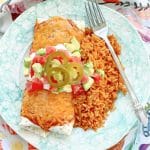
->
xmin=72 ymin=84 xmax=80 ymax=94
xmin=71 ymin=84 xmax=85 ymax=95
xmin=49 ymin=86 xmax=57 ymax=92
xmin=26 ymin=81 xmax=32 ymax=91
xmin=77 ymin=86 xmax=85 ymax=95
xmin=92 ymin=73 xmax=101 ymax=83
xmin=81 ymin=75 xmax=89 ymax=84
xmin=26 ymin=78 xmax=43 ymax=92
xmin=32 ymin=56 xmax=46 ymax=65
xmin=46 ymin=46 xmax=56 ymax=55
xmin=30 ymin=68 xmax=34 ymax=77
xmin=31 ymin=78 xmax=43 ymax=90
xmin=69 ymin=56 xmax=81 ymax=63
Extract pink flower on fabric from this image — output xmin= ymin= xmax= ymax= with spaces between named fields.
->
xmin=2 ymin=124 xmax=16 ymax=135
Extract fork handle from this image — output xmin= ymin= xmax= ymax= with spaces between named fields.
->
xmin=104 ymin=37 xmax=148 ymax=126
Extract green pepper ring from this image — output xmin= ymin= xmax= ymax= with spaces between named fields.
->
xmin=64 ymin=62 xmax=83 ymax=84
xmin=44 ymin=51 xmax=69 ymax=73
xmin=44 ymin=51 xmax=83 ymax=87
xmin=47 ymin=66 xmax=70 ymax=87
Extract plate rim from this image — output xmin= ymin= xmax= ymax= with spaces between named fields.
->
xmin=0 ymin=2 xmax=149 ymax=150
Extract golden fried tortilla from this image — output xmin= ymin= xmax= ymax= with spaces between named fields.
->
xmin=21 ymin=90 xmax=74 ymax=131
xmin=21 ymin=17 xmax=85 ymax=131
xmin=31 ymin=16 xmax=84 ymax=51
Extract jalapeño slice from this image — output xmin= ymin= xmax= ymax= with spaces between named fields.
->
xmin=47 ymin=66 xmax=70 ymax=87
xmin=65 ymin=62 xmax=83 ymax=84
xmin=44 ymin=51 xmax=69 ymax=73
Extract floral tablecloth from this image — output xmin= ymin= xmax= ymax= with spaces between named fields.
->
xmin=0 ymin=0 xmax=150 ymax=150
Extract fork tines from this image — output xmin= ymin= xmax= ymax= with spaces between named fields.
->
xmin=85 ymin=0 xmax=106 ymax=29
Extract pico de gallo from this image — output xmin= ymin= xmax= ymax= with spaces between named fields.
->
xmin=23 ymin=37 xmax=105 ymax=94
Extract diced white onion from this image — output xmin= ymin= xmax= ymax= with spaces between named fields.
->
xmin=43 ymin=84 xmax=50 ymax=90
xmin=30 ymin=52 xmax=36 ymax=60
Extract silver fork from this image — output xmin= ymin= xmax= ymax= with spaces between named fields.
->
xmin=85 ymin=0 xmax=148 ymax=126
